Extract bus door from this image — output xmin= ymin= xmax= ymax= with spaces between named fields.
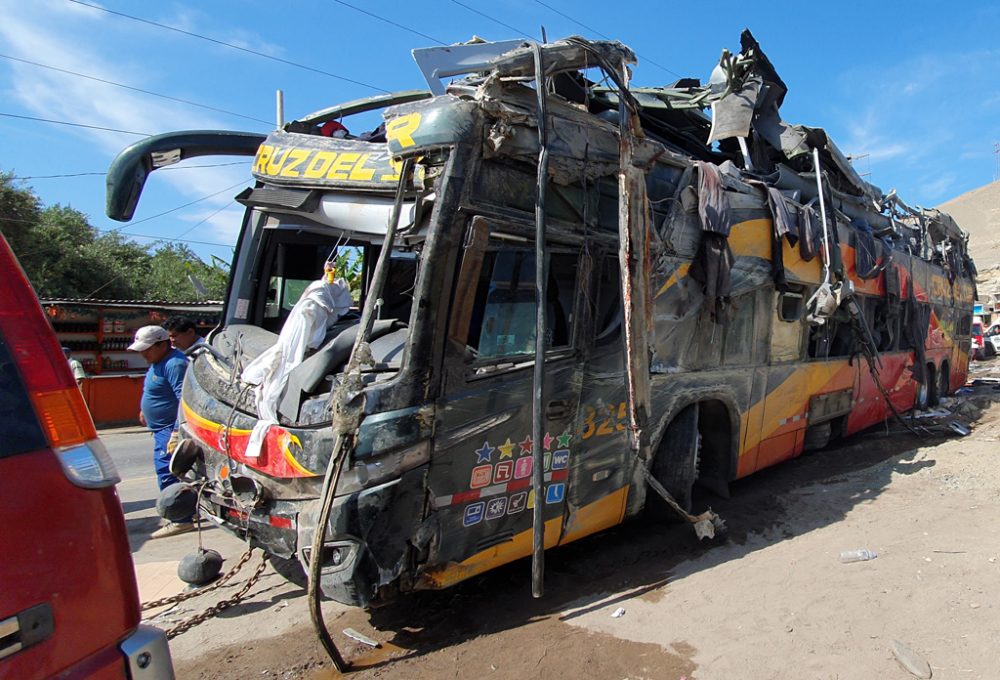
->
xmin=429 ymin=217 xmax=583 ymax=572
xmin=756 ymin=285 xmax=810 ymax=471
xmin=561 ymin=254 xmax=631 ymax=545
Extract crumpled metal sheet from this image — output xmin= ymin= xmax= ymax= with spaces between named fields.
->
xmin=707 ymin=74 xmax=761 ymax=145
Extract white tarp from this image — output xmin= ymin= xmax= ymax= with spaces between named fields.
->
xmin=241 ymin=277 xmax=352 ymax=458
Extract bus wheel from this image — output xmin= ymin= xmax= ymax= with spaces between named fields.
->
xmin=939 ymin=361 xmax=951 ymax=398
xmin=913 ymin=366 xmax=931 ymax=411
xmin=914 ymin=376 xmax=930 ymax=411
xmin=646 ymin=404 xmax=699 ymax=519
xmin=927 ymin=363 xmax=940 ymax=407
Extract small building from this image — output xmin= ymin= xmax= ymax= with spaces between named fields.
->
xmin=42 ymin=298 xmax=222 ymax=427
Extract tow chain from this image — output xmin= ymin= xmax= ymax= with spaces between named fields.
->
xmin=140 ymin=547 xmax=269 ymax=640
xmin=141 ymin=546 xmax=257 ymax=611
xmin=163 ymin=553 xmax=268 ymax=640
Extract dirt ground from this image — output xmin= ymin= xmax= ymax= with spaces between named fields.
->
xmin=167 ymin=362 xmax=1000 ymax=680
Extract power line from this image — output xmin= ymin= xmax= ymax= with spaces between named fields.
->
xmin=9 ymin=162 xmax=247 ymax=181
xmin=330 ymin=0 xmax=447 ymax=46
xmin=113 ymin=180 xmax=250 ymax=233
xmin=0 ymin=112 xmax=150 ymax=136
xmin=3 ymin=179 xmax=249 ymax=241
xmin=67 ymin=0 xmax=390 ymax=94
xmin=531 ymin=0 xmax=683 ymax=79
xmin=0 ymin=53 xmax=272 ymax=127
xmin=447 ymin=0 xmax=535 ymax=40
xmin=171 ymin=200 xmax=236 ymax=242
xmin=533 ymin=0 xmax=611 ymax=39
xmin=101 ymin=229 xmax=234 ymax=249
xmin=0 ymin=213 xmax=234 ymax=249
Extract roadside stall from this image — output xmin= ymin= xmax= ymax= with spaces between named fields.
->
xmin=41 ymin=298 xmax=221 ymax=427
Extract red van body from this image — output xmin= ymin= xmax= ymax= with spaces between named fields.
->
xmin=0 ymin=235 xmax=173 ymax=678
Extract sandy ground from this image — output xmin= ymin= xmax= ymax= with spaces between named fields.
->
xmin=164 ymin=362 xmax=1000 ymax=680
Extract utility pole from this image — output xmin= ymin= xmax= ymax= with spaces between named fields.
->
xmin=993 ymin=142 xmax=999 ymax=182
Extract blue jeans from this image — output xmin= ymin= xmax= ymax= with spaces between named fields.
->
xmin=152 ymin=426 xmax=179 ymax=491
xmin=152 ymin=426 xmax=193 ymax=523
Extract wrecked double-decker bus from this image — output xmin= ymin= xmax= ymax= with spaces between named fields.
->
xmin=107 ymin=33 xmax=975 ymax=609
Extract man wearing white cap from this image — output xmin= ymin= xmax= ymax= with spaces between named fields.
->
xmin=129 ymin=325 xmax=193 ymax=538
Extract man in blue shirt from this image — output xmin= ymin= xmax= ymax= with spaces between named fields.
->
xmin=129 ymin=325 xmax=193 ymax=539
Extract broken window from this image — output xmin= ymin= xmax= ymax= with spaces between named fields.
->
xmin=594 ymin=256 xmax=623 ymax=347
xmin=465 ymin=247 xmax=577 ymax=360
xmin=771 ymin=286 xmax=804 ymax=362
xmin=723 ymin=291 xmax=755 ymax=366
xmin=778 ymin=286 xmax=805 ymax=322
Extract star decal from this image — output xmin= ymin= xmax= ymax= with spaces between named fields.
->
xmin=475 ymin=441 xmax=494 ymax=464
xmin=543 ymin=432 xmax=554 ymax=451
xmin=556 ymin=432 xmax=572 ymax=448
xmin=518 ymin=436 xmax=533 ymax=456
xmin=498 ymin=438 xmax=515 ymax=459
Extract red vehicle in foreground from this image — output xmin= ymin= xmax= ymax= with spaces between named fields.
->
xmin=0 ymin=234 xmax=174 ymax=679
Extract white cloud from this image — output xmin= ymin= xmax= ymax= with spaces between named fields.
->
xmin=0 ymin=0 xmax=254 ymax=246
xmin=165 ymin=5 xmax=285 ymax=58
xmin=920 ymin=172 xmax=958 ymax=202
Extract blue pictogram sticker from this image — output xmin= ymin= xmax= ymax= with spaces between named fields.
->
xmin=551 ymin=449 xmax=569 ymax=470
xmin=545 ymin=483 xmax=565 ymax=504
xmin=464 ymin=501 xmax=485 ymax=526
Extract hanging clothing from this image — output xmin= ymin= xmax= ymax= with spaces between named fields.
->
xmin=690 ymin=233 xmax=734 ymax=325
xmin=902 ymin=274 xmax=931 ymax=385
xmin=691 ymin=162 xmax=734 ymax=324
xmin=695 ymin=161 xmax=731 ymax=236
xmin=798 ymin=202 xmax=819 ymax=262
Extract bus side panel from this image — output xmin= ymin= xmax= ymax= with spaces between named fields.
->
xmin=754 ymin=360 xmax=856 ymax=472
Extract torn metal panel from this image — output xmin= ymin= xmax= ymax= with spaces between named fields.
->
xmin=488 ymin=38 xmax=636 ymax=80
xmin=707 ymin=74 xmax=762 ymax=144
xmin=476 ymin=79 xmax=676 ymax=185
xmin=616 ymin=62 xmax=653 ymax=455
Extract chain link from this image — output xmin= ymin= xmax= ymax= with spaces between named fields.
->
xmin=163 ymin=552 xmax=269 ymax=640
xmin=141 ymin=546 xmax=256 ymax=611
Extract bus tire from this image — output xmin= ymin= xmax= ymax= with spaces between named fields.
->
xmin=646 ymin=404 xmax=700 ymax=519
xmin=939 ymin=361 xmax=951 ymax=398
xmin=914 ymin=373 xmax=930 ymax=411
xmin=927 ymin=363 xmax=939 ymax=407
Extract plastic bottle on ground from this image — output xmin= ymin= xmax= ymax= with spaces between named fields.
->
xmin=840 ymin=548 xmax=877 ymax=563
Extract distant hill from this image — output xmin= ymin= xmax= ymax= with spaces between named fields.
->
xmin=938 ymin=181 xmax=1000 ymax=275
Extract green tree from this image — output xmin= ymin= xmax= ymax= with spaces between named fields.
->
xmin=144 ymin=243 xmax=228 ymax=300
xmin=1 ymin=170 xmax=230 ymax=301
xmin=0 ymin=172 xmax=44 ymax=276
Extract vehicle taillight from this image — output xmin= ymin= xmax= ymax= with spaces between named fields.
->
xmin=0 ymin=235 xmax=118 ymax=486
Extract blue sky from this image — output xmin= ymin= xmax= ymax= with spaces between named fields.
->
xmin=2 ymin=0 xmax=998 ymax=263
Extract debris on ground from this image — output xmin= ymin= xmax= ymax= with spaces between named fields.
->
xmin=891 ymin=639 xmax=932 ymax=679
xmin=839 ymin=548 xmax=877 ymax=563
xmin=343 ymin=628 xmax=380 ymax=648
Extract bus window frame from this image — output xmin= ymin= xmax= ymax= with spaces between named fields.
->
xmin=449 ymin=217 xmax=582 ymax=380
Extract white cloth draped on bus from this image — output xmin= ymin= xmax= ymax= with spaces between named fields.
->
xmin=241 ymin=278 xmax=352 ymax=458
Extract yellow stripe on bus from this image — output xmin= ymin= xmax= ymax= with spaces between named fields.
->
xmin=418 ymin=486 xmax=630 ymax=590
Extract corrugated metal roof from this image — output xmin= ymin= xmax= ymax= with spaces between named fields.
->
xmin=40 ymin=298 xmax=223 ymax=309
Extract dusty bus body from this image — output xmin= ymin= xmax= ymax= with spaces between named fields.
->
xmin=107 ymin=34 xmax=975 ymax=608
